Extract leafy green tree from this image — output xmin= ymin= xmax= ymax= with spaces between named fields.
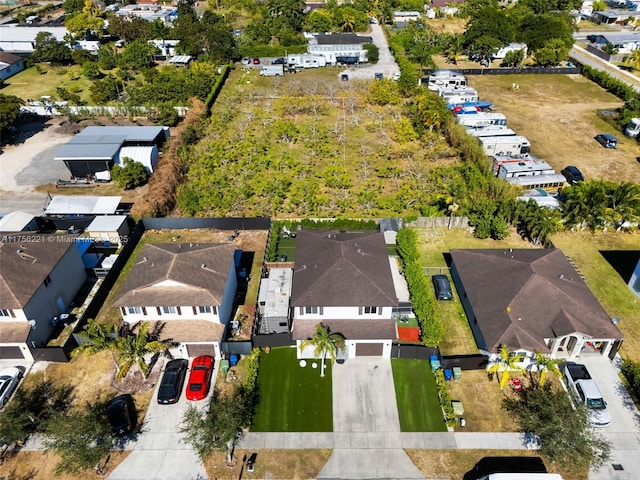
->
xmin=43 ymin=401 xmax=112 ymax=475
xmin=0 ymin=94 xmax=23 ymax=135
xmin=72 ymin=318 xmax=118 ymax=357
xmin=0 ymin=380 xmax=73 ymax=446
xmin=367 ymin=79 xmax=402 ymax=105
xmin=63 ymin=0 xmax=84 ymax=15
xmin=503 ymin=382 xmax=611 ymax=470
xmin=410 ymin=92 xmax=449 ymax=132
xmin=528 ymin=351 xmax=562 ymax=387
xmin=304 ymin=9 xmax=334 ymax=32
xmin=81 ymin=61 xmax=101 ymax=79
xmin=65 ymin=0 xmax=105 ymax=39
xmin=534 ymin=38 xmax=570 ymax=66
xmin=464 ymin=6 xmax=515 ymax=48
xmin=113 ymin=322 xmax=172 ymax=380
xmin=111 ymin=157 xmax=149 ymax=190
xmin=363 ymin=43 xmax=379 ymax=63
xmin=32 ymin=31 xmax=72 ymax=64
xmin=90 ymin=74 xmax=123 ymax=103
xmin=106 ymin=14 xmax=152 ymax=43
xmin=98 ymin=44 xmax=117 ymax=70
xmin=299 ymin=323 xmax=346 ymax=377
xmin=519 ymin=13 xmax=574 ymax=51
xmin=119 ymin=39 xmax=157 ymax=70
xmin=180 ymin=387 xmax=253 ymax=460
xmin=502 ymin=48 xmax=525 ymax=67
xmin=621 ymin=358 xmax=640 ymax=404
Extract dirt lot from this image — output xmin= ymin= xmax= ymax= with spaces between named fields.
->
xmin=468 ymin=74 xmax=640 ymax=184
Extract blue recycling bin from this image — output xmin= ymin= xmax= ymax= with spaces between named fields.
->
xmin=444 ymin=368 xmax=453 ymax=381
xmin=229 ymin=354 xmax=239 ymax=367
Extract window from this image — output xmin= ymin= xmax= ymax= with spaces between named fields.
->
xmin=0 ymin=309 xmax=14 ymax=317
xmin=127 ymin=307 xmax=142 ymax=315
xmin=364 ymin=306 xmax=378 ymax=314
xmin=304 ymin=306 xmax=319 ymax=314
xmin=198 ymin=306 xmax=212 ymax=314
xmin=162 ymin=306 xmax=177 ymax=314
xmin=44 ymin=275 xmax=52 ymax=287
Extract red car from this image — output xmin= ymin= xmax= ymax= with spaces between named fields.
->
xmin=185 ymin=355 xmax=214 ymax=401
xmin=252 ymin=58 xmax=260 ymax=65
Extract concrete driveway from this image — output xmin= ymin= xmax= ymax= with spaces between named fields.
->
xmin=107 ymin=357 xmax=217 ymax=480
xmin=317 ymin=357 xmax=424 ymax=480
xmin=340 ymin=23 xmax=399 ymax=81
xmin=578 ymin=354 xmax=640 ymax=480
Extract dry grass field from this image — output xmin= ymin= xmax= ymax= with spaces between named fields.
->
xmin=469 ymin=74 xmax=640 ymax=184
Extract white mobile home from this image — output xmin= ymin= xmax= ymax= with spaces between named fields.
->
xmin=497 ymin=159 xmax=555 ymax=178
xmin=426 ymin=70 xmax=467 ymax=91
xmin=479 ymin=135 xmax=531 ymax=156
xmin=467 ymin=127 xmax=516 ymax=138
xmin=286 ymin=54 xmax=327 ymax=68
xmin=491 ymin=154 xmax=537 ymax=175
xmin=457 ymin=112 xmax=507 ymax=128
xmin=438 ymin=87 xmax=478 ymax=105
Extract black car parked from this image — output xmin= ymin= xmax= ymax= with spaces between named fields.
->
xmin=561 ymin=165 xmax=584 ymax=185
xmin=157 ymin=359 xmax=188 ymax=405
xmin=432 ymin=274 xmax=453 ymax=301
xmin=106 ymin=394 xmax=137 ymax=437
xmin=272 ymin=57 xmax=286 ymax=64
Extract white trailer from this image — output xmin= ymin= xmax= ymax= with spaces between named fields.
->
xmin=467 ymin=127 xmax=515 ymax=138
xmin=491 ymin=154 xmax=537 ymax=175
xmin=457 ymin=112 xmax=507 ymax=128
xmin=426 ymin=69 xmax=467 ymax=91
xmin=497 ymin=159 xmax=555 ymax=178
xmin=286 ymin=54 xmax=326 ymax=68
xmin=437 ymin=87 xmax=478 ymax=105
xmin=491 ymin=42 xmax=528 ymax=59
xmin=479 ymin=135 xmax=531 ymax=156
xmin=260 ymin=65 xmax=285 ymax=76
xmin=625 ymin=117 xmax=640 ymax=137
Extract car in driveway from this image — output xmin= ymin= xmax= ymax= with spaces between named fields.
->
xmin=0 ymin=366 xmax=23 ymax=408
xmin=595 ymin=133 xmax=618 ymax=148
xmin=252 ymin=58 xmax=261 ymax=65
xmin=561 ymin=165 xmax=584 ymax=184
xmin=106 ymin=394 xmax=137 ymax=436
xmin=157 ymin=359 xmax=188 ymax=405
xmin=186 ymin=355 xmax=214 ymax=401
xmin=432 ymin=274 xmax=453 ymax=300
xmin=272 ymin=57 xmax=285 ymax=64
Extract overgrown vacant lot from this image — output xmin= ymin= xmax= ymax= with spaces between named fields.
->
xmin=469 ymin=74 xmax=640 ymax=184
xmin=3 ymin=65 xmax=94 ymax=104
xmin=177 ymin=68 xmax=458 ymax=217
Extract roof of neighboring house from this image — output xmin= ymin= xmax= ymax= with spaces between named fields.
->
xmin=0 ymin=52 xmax=23 ymax=65
xmin=0 ymin=26 xmax=68 ymax=43
xmin=0 ymin=234 xmax=78 ymax=309
xmin=450 ymin=248 xmax=623 ymax=353
xmin=114 ymin=243 xmax=236 ymax=307
xmin=44 ymin=196 xmax=122 ymax=215
xmin=291 ymin=230 xmax=397 ymax=307
xmin=313 ymin=33 xmax=373 ymax=45
xmin=430 ymin=0 xmax=465 ymax=7
xmin=168 ymin=55 xmax=192 ymax=64
xmin=0 ymin=321 xmax=31 ymax=343
xmin=292 ymin=319 xmax=397 ymax=341
xmin=599 ymin=31 xmax=640 ymax=44
xmin=0 ymin=211 xmax=36 ymax=233
xmin=141 ymin=320 xmax=225 ymax=342
xmin=86 ymin=215 xmax=128 ymax=232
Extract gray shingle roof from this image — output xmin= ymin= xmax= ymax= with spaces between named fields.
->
xmin=292 ymin=319 xmax=397 ymax=341
xmin=450 ymin=248 xmax=623 ymax=352
xmin=291 ymin=230 xmax=397 ymax=307
xmin=314 ymin=33 xmax=372 ymax=45
xmin=114 ymin=243 xmax=236 ymax=308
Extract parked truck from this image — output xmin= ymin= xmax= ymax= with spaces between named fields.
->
xmin=479 ymin=135 xmax=531 ymax=156
xmin=563 ymin=362 xmax=611 ymax=427
xmin=259 ymin=65 xmax=285 ymax=76
xmin=624 ymin=117 xmax=640 ymax=137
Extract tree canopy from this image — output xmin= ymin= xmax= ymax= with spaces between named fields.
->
xmin=0 ymin=94 xmax=23 ymax=135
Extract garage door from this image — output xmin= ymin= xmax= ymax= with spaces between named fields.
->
xmin=0 ymin=346 xmax=25 ymax=360
xmin=186 ymin=344 xmax=216 ymax=358
xmin=355 ymin=343 xmax=384 ymax=356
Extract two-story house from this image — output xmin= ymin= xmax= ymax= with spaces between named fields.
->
xmin=113 ymin=242 xmax=238 ymax=359
xmin=291 ymin=230 xmax=398 ymax=358
xmin=0 ymin=234 xmax=87 ymax=360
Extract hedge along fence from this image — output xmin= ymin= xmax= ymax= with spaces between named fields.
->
xmin=205 ymin=64 xmax=231 ymax=115
xmin=581 ymin=64 xmax=639 ymax=101
xmin=435 ymin=368 xmax=457 ymax=428
xmin=396 ymin=228 xmax=444 ymax=347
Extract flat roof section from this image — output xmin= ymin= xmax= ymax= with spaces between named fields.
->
xmin=44 ymin=196 xmax=122 ymax=215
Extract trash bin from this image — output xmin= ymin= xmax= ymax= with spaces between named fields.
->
xmin=221 ymin=359 xmax=229 ymax=373
xmin=453 ymin=366 xmax=462 ymax=380
xmin=229 ymin=354 xmax=239 ymax=367
xmin=444 ymin=368 xmax=453 ymax=381
xmin=341 ymin=74 xmax=349 ymax=82
xmin=430 ymin=360 xmax=440 ymax=372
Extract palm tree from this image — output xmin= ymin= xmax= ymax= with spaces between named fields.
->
xmin=604 ymin=181 xmax=640 ymax=230
xmin=114 ymin=322 xmax=173 ymax=380
xmin=299 ymin=323 xmax=345 ymax=377
xmin=528 ymin=351 xmax=562 ymax=388
xmin=72 ymin=319 xmax=119 ymax=370
xmin=486 ymin=344 xmax=526 ymax=389
xmin=632 ymin=48 xmax=640 ymax=71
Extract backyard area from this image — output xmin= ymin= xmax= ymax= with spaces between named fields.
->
xmin=391 ymin=359 xmax=447 ymax=432
xmin=251 ymin=347 xmax=333 ymax=432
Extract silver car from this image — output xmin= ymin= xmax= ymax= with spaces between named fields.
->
xmin=0 ymin=366 xmax=23 ymax=408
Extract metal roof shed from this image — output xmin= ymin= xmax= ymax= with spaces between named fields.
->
xmin=45 ymin=196 xmax=122 ymax=216
xmin=0 ymin=211 xmax=38 ymax=232
xmin=85 ymin=215 xmax=130 ymax=246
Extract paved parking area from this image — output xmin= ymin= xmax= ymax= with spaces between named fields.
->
xmin=107 ymin=356 xmax=216 ymax=480
xmin=339 ymin=23 xmax=399 ymax=81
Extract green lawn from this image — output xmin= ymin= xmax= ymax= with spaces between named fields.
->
xmin=391 ymin=359 xmax=447 ymax=432
xmin=3 ymin=64 xmax=95 ymax=104
xmin=277 ymin=236 xmax=296 ymax=262
xmin=252 ymin=347 xmax=333 ymax=432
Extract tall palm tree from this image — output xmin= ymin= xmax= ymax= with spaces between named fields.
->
xmin=486 ymin=344 xmax=526 ymax=389
xmin=528 ymin=351 xmax=562 ymax=388
xmin=299 ymin=323 xmax=345 ymax=377
xmin=72 ymin=319 xmax=117 ymax=357
xmin=114 ymin=322 xmax=173 ymax=380
xmin=632 ymin=48 xmax=640 ymax=71
xmin=604 ymin=181 xmax=640 ymax=230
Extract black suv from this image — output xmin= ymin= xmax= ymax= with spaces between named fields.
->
xmin=106 ymin=394 xmax=137 ymax=436
xmin=432 ymin=274 xmax=453 ymax=301
xmin=561 ymin=166 xmax=584 ymax=185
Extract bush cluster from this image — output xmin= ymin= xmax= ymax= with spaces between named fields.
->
xmin=581 ymin=65 xmax=637 ymax=102
xmin=434 ymin=368 xmax=457 ymax=428
xmin=621 ymin=358 xmax=640 ymax=406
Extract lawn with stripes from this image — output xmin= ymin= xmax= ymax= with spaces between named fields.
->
xmin=391 ymin=358 xmax=447 ymax=432
xmin=252 ymin=347 xmax=333 ymax=432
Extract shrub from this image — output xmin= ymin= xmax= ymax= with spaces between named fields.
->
xmin=111 ymin=157 xmax=149 ymax=190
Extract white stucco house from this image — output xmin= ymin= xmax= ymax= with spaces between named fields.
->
xmin=113 ymin=242 xmax=238 ymax=359
xmin=0 ymin=233 xmax=88 ymax=360
xmin=291 ymin=230 xmax=398 ymax=359
xmin=307 ymin=33 xmax=373 ymax=64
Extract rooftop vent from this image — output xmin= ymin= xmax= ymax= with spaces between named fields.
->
xmin=201 ymin=263 xmax=206 ymax=269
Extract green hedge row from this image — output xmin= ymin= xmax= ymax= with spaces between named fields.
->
xmin=434 ymin=368 xmax=457 ymax=428
xmin=396 ymin=229 xmax=444 ymax=347
xmin=243 ymin=348 xmax=262 ymax=428
xmin=621 ymin=358 xmax=640 ymax=407
xmin=581 ymin=64 xmax=638 ymax=102
xmin=204 ymin=64 xmax=231 ymax=115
